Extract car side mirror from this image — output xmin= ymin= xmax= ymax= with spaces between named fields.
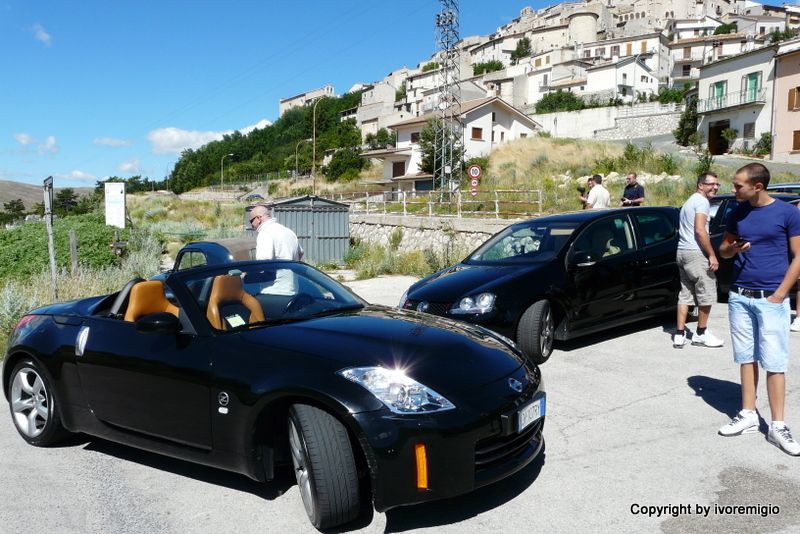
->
xmin=571 ymin=252 xmax=597 ymax=267
xmin=136 ymin=312 xmax=182 ymax=334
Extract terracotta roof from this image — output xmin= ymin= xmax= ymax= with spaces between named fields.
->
xmin=388 ymin=96 xmax=541 ymax=130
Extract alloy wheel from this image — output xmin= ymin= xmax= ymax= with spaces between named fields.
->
xmin=10 ymin=367 xmax=49 ymax=438
xmin=540 ymin=308 xmax=554 ymax=357
xmin=288 ymin=418 xmax=315 ymax=518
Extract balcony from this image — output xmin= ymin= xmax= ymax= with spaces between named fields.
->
xmin=697 ymin=88 xmax=767 ymax=113
xmin=673 ymin=54 xmax=704 ymax=63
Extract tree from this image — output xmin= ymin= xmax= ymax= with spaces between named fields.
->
xmin=713 ymin=22 xmax=737 ymax=35
xmin=768 ymin=28 xmax=799 ymax=43
xmin=473 ymin=60 xmax=504 ymax=75
xmin=325 ymin=148 xmax=365 ymax=181
xmin=3 ymin=199 xmax=26 ymax=221
xmin=394 ymin=83 xmax=407 ymax=102
xmin=510 ymin=37 xmax=532 ymax=65
xmin=535 ymin=90 xmax=585 ymax=114
xmin=673 ymin=98 xmax=698 ymax=146
xmin=54 ymin=188 xmax=78 ymax=216
xmin=365 ymin=128 xmax=396 ymax=149
xmin=418 ymin=118 xmax=465 ymax=180
xmin=422 ymin=62 xmax=439 ymax=72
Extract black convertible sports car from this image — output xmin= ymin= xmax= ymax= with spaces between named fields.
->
xmin=401 ymin=207 xmax=680 ymax=364
xmin=3 ymin=261 xmax=545 ymax=530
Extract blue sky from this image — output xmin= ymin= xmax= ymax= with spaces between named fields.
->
xmin=0 ymin=0 xmax=541 ymax=188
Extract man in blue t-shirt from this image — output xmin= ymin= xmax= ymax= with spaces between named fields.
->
xmin=717 ymin=163 xmax=800 ymax=457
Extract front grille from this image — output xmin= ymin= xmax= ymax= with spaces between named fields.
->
xmin=404 ymin=300 xmax=451 ymax=317
xmin=474 ymin=419 xmax=542 ymax=473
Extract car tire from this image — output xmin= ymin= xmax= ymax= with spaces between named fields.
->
xmin=288 ymin=404 xmax=360 ymax=529
xmin=7 ymin=358 xmax=68 ymax=447
xmin=517 ymin=300 xmax=555 ymax=365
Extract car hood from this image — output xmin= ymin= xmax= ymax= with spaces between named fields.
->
xmin=408 ymin=263 xmax=540 ymax=301
xmin=238 ymin=306 xmax=527 ymax=391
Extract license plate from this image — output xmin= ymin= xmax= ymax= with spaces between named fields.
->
xmin=517 ymin=397 xmax=545 ymax=433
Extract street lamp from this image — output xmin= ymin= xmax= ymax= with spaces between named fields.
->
xmin=295 ymin=138 xmax=312 ymax=178
xmin=220 ymin=153 xmax=234 ymax=191
xmin=312 ymin=97 xmax=326 ymax=196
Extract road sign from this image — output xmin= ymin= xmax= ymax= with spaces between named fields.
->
xmin=471 ymin=178 xmax=479 ymax=187
xmin=470 ymin=187 xmax=478 ymax=197
xmin=467 ymin=164 xmax=482 ymax=179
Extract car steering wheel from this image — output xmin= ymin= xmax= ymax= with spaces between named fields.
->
xmin=283 ymin=293 xmax=315 ymax=315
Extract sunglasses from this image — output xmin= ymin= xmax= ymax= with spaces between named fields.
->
xmin=249 ymin=215 xmax=261 ymax=224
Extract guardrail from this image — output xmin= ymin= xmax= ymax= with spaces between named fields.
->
xmin=332 ymin=189 xmax=543 ymax=219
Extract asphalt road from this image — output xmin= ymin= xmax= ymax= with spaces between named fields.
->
xmin=2 ymin=276 xmax=800 ymax=533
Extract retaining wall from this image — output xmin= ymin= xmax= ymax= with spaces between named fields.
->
xmin=349 ymin=213 xmax=519 ymax=257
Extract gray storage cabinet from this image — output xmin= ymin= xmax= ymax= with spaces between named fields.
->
xmin=245 ymin=195 xmax=350 ymax=265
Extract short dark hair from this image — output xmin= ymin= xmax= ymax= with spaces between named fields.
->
xmin=592 ymin=174 xmax=603 ymax=185
xmin=696 ymin=171 xmax=718 ymax=187
xmin=737 ymin=163 xmax=770 ymax=188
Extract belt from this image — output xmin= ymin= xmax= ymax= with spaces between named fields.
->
xmin=731 ymin=286 xmax=774 ymax=299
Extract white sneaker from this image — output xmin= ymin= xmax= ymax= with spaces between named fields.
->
xmin=768 ymin=425 xmax=800 ymax=456
xmin=692 ymin=330 xmax=724 ymax=347
xmin=791 ymin=318 xmax=800 ymax=332
xmin=672 ymin=332 xmax=688 ymax=348
xmin=718 ymin=411 xmax=759 ymax=436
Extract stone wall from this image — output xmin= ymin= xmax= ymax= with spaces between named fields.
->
xmin=593 ymin=112 xmax=681 ymax=140
xmin=349 ymin=214 xmax=519 ymax=258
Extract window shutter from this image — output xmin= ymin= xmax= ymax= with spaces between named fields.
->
xmin=790 ymin=88 xmax=798 ymax=111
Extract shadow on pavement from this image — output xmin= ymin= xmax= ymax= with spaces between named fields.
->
xmin=687 ymin=376 xmax=741 ymax=419
xmin=82 ymin=438 xmax=294 ymax=500
xmin=556 ymin=314 xmax=672 ymax=353
xmin=381 ymin=445 xmax=546 ymax=533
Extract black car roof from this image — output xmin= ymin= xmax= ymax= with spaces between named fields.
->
xmin=511 ymin=206 xmax=678 ymax=226
xmin=711 ymin=192 xmax=800 ymax=203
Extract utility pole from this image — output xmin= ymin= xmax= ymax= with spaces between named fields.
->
xmin=434 ymin=0 xmax=463 ymax=194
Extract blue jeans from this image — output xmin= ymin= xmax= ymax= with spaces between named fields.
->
xmin=728 ymin=291 xmax=791 ymax=372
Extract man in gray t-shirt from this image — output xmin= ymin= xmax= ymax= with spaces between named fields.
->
xmin=673 ymin=172 xmax=723 ymax=348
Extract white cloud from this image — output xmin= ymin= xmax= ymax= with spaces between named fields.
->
xmin=117 ymin=158 xmax=140 ymax=173
xmin=13 ymin=133 xmax=58 ymax=155
xmin=147 ymin=118 xmax=272 ymax=155
xmin=31 ymin=23 xmax=51 ymax=46
xmin=94 ymin=137 xmax=132 ymax=147
xmin=14 ymin=133 xmax=34 ymax=146
xmin=53 ymin=170 xmax=96 ymax=183
xmin=39 ymin=135 xmax=59 ymax=155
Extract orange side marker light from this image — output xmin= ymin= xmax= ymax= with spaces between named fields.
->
xmin=415 ymin=443 xmax=428 ymax=490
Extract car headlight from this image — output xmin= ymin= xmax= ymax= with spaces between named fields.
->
xmin=450 ymin=292 xmax=496 ymax=315
xmin=338 ymin=367 xmax=455 ymax=414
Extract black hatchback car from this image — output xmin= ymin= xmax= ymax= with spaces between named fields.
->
xmin=401 ymin=207 xmax=680 ymax=364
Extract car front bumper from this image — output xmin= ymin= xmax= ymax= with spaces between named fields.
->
xmin=350 ymin=369 xmax=545 ymax=512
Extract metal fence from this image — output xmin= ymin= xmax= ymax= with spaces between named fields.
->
xmin=332 ymin=189 xmax=543 ymax=219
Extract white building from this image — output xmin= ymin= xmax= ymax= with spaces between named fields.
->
xmin=585 ymin=55 xmax=659 ymax=101
xmin=696 ymin=43 xmax=777 ymax=154
xmin=362 ymin=97 xmax=540 ymax=191
xmin=669 ymin=32 xmax=764 ymax=87
xmin=278 ymin=85 xmax=335 ymax=117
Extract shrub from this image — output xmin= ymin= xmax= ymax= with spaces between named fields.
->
xmin=535 ymin=90 xmax=585 ymax=114
xmin=754 ymin=133 xmax=772 ymax=156
xmin=473 ymin=60 xmax=504 ymax=76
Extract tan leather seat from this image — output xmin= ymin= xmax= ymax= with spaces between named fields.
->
xmin=123 ymin=281 xmax=179 ymax=322
xmin=206 ymin=275 xmax=265 ymax=330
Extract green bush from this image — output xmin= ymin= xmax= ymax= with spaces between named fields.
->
xmin=0 ymin=213 xmax=129 ymax=281
xmin=754 ymin=133 xmax=772 ymax=156
xmin=473 ymin=60 xmax=504 ymax=75
xmin=535 ymin=90 xmax=585 ymax=114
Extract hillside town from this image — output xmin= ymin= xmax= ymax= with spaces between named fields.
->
xmin=278 ymin=0 xmax=800 ymax=191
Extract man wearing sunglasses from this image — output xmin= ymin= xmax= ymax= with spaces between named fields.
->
xmin=673 ymin=172 xmax=724 ymax=349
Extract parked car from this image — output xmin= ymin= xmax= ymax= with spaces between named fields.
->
xmin=3 ymin=261 xmax=545 ymax=530
xmin=767 ymin=183 xmax=800 ymax=194
xmin=153 ymin=238 xmax=257 ymax=281
xmin=401 ymin=207 xmax=681 ymax=364
xmin=709 ymin=193 xmax=800 ymax=300
xmin=244 ymin=193 xmax=265 ymax=202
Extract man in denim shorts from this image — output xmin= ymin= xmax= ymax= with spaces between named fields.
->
xmin=673 ymin=172 xmax=724 ymax=348
xmin=717 ymin=163 xmax=800 ymax=456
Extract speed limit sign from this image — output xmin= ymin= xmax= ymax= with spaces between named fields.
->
xmin=467 ymin=165 xmax=482 ymax=179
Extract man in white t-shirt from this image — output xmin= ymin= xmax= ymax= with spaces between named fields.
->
xmin=673 ymin=172 xmax=723 ymax=348
xmin=250 ymin=205 xmax=304 ymax=295
xmin=581 ymin=174 xmax=610 ymax=209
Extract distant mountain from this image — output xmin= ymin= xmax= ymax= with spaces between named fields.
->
xmin=0 ymin=179 xmax=93 ymax=210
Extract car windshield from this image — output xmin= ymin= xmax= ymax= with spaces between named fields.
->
xmin=177 ymin=262 xmax=364 ymax=331
xmin=466 ymin=221 xmax=579 ymax=264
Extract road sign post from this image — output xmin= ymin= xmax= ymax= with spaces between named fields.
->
xmin=43 ymin=176 xmax=58 ymax=301
xmin=467 ymin=165 xmax=481 ymax=198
